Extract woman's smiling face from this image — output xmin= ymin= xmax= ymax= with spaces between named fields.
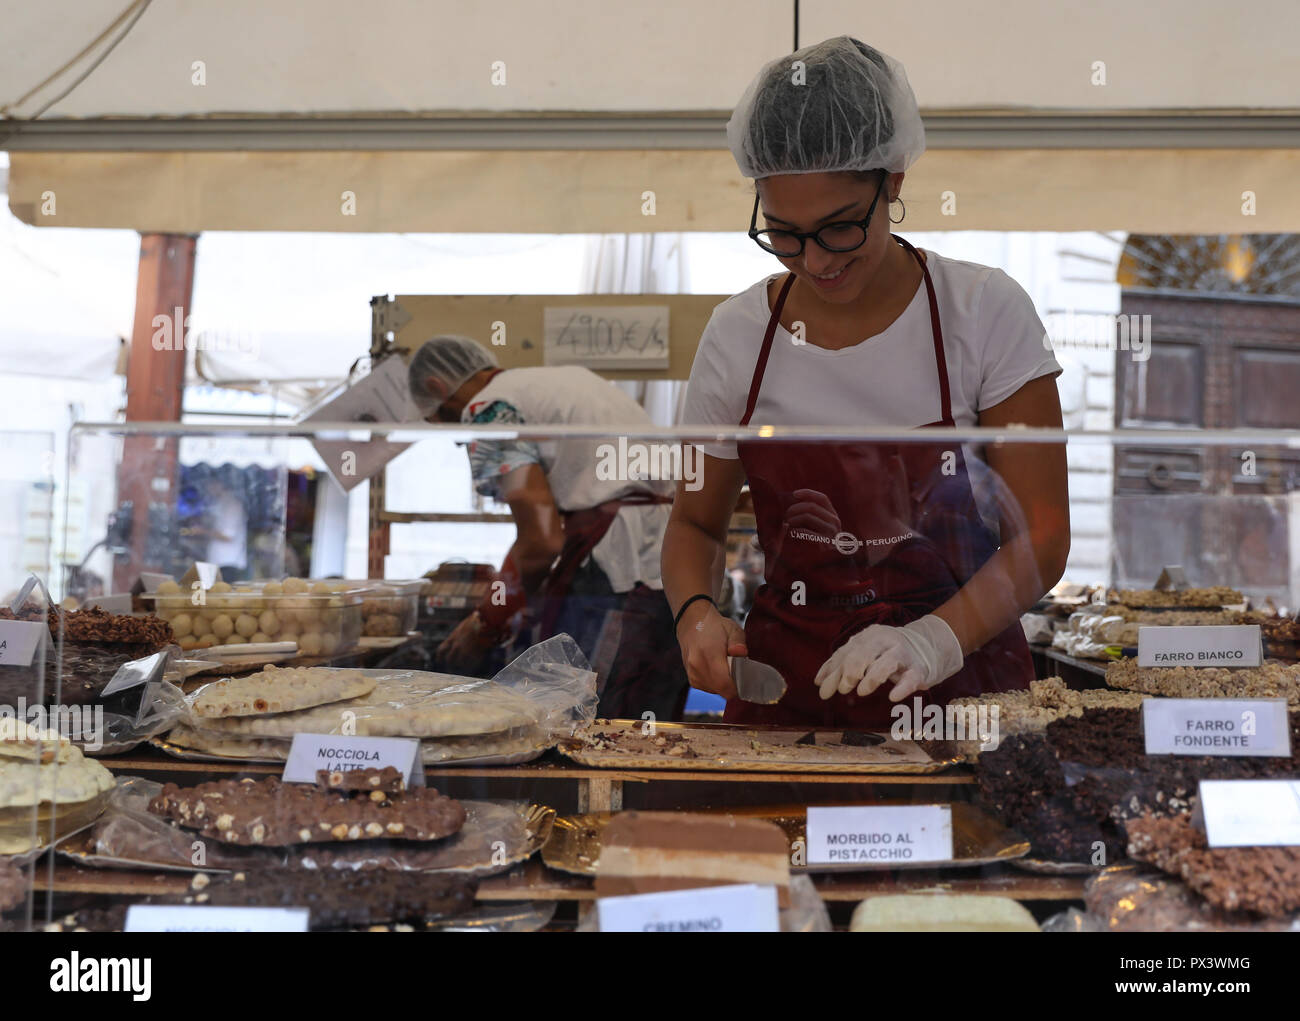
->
xmin=757 ymin=171 xmax=897 ymax=306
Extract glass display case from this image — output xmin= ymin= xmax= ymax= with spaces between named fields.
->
xmin=4 ymin=417 xmax=1299 ymax=933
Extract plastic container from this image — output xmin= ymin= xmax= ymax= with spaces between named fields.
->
xmin=142 ymin=578 xmax=364 ymax=657
xmin=343 ymin=580 xmax=425 ymax=638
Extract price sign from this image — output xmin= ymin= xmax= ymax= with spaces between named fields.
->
xmin=543 ymin=306 xmax=670 ymax=370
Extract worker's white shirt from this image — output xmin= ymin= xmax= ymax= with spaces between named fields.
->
xmin=463 ymin=366 xmax=673 ymax=594
xmin=680 ymin=248 xmax=1063 ymax=459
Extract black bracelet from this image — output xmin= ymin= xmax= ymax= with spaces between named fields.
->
xmin=673 ymin=593 xmax=715 ymax=632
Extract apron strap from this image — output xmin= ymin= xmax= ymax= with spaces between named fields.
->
xmin=740 ymin=241 xmax=953 ymax=428
xmin=740 ymin=273 xmax=796 ymax=427
xmin=893 ymin=234 xmax=954 ymax=427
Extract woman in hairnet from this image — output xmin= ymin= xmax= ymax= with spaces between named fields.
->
xmin=663 ymin=37 xmax=1069 ymax=728
xmin=408 ymin=336 xmax=690 ymax=721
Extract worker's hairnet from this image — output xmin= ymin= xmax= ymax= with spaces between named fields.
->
xmin=727 ymin=36 xmax=925 ymax=179
xmin=406 ymin=335 xmax=498 ymax=417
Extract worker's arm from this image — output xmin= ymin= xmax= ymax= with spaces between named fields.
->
xmin=440 ymin=464 xmax=564 ymax=667
xmin=660 ymin=451 xmax=750 ymax=699
xmin=816 ymin=374 xmax=1070 ymax=702
xmin=499 ymin=464 xmax=567 ymax=594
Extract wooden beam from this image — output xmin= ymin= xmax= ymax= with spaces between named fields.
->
xmin=113 ymin=234 xmax=197 ymax=591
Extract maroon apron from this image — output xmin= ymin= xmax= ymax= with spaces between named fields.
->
xmin=538 ymin=491 xmax=672 ymax=639
xmin=726 ymin=236 xmax=1034 ymax=728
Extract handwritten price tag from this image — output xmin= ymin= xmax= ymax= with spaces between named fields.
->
xmin=543 ymin=306 xmax=670 ymax=370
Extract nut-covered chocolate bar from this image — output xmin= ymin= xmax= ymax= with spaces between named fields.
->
xmin=149 ymin=777 xmax=465 ymax=846
xmin=178 ymin=868 xmax=476 ymax=928
xmin=316 ymin=765 xmax=405 ymax=793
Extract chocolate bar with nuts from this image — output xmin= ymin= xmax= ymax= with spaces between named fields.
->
xmin=178 ymin=868 xmax=476 ymax=929
xmin=316 ymin=765 xmax=405 ymax=793
xmin=148 ymin=777 xmax=466 ymax=846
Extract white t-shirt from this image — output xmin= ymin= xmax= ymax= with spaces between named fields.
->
xmin=463 ymin=366 xmax=673 ymax=594
xmin=680 ymin=248 xmax=1062 ymax=459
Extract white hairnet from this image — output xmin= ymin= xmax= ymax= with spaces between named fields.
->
xmin=407 ymin=335 xmax=498 ymax=417
xmin=727 ymin=36 xmax=926 ymax=179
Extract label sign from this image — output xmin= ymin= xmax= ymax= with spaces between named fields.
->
xmin=0 ymin=620 xmax=48 ymax=667
xmin=1138 ymin=625 xmax=1263 ymax=668
xmin=1143 ymin=698 xmax=1291 ymax=757
xmin=597 ymin=883 xmax=779 ymax=932
xmin=125 ymin=905 xmax=309 ymax=932
xmin=806 ymin=804 xmax=953 ymax=865
xmin=543 ymin=305 xmax=670 ymax=370
xmin=283 ymin=734 xmax=424 ymax=787
xmin=84 ymin=594 xmax=133 ymax=614
xmin=1200 ymin=780 xmax=1300 ymax=847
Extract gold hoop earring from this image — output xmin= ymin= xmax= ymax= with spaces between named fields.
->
xmin=888 ymin=198 xmax=906 ymax=224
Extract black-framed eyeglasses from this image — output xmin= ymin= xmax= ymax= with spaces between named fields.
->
xmin=748 ymin=172 xmax=888 ymax=258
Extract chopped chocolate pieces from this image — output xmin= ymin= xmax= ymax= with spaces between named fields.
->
xmin=1106 ymin=658 xmax=1300 ymax=705
xmin=976 ymin=708 xmax=1300 ymax=864
xmin=582 ymin=728 xmax=699 ymax=758
xmin=316 ymin=766 xmax=406 ymax=793
xmin=1108 ymin=587 xmax=1242 ymax=608
xmin=1126 ymin=813 xmax=1300 ymax=918
xmin=0 ymin=605 xmax=173 ymax=649
xmin=974 ymin=733 xmax=1124 ymax=863
xmin=149 ymin=777 xmax=466 ymax=845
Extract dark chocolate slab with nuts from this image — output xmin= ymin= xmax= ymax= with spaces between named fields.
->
xmin=148 ymin=776 xmax=466 ymax=846
xmin=178 ymin=868 xmax=476 ymax=928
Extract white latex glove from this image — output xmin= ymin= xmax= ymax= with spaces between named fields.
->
xmin=815 ymin=615 xmax=965 ymax=703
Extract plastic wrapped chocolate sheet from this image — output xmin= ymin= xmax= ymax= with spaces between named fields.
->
xmin=160 ymin=634 xmax=597 ymax=761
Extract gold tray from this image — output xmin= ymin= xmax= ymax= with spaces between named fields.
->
xmin=57 ymin=801 xmax=555 ymax=878
xmin=558 ymin=719 xmax=961 ymax=774
xmin=542 ymin=803 xmax=1029 ymax=876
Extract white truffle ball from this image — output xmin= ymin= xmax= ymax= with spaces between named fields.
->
xmin=191 ymin=614 xmax=213 ymax=637
xmin=297 ymin=632 xmax=323 ymax=656
xmin=282 ymin=577 xmax=308 ymax=595
xmin=210 ymin=614 xmax=234 ymax=639
xmin=257 ymin=610 xmax=280 ymax=636
xmin=156 ymin=580 xmax=181 ymax=595
xmin=170 ymin=613 xmax=194 ymax=638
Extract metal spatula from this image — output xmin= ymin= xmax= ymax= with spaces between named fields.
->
xmin=729 ymin=656 xmax=788 ymax=704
